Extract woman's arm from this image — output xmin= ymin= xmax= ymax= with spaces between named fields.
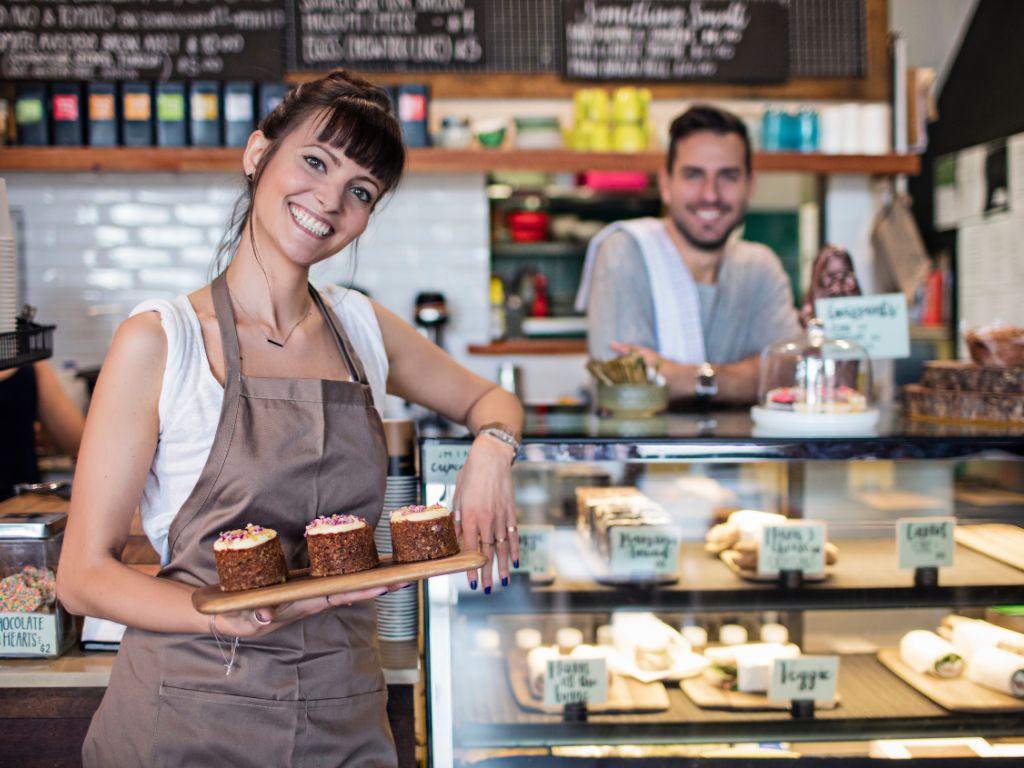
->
xmin=33 ymin=360 xmax=85 ymax=456
xmin=373 ymin=301 xmax=524 ymax=593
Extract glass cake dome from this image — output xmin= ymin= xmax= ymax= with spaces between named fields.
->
xmin=752 ymin=321 xmax=879 ymax=435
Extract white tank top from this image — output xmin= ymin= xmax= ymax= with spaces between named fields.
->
xmin=130 ymin=284 xmax=389 ymax=564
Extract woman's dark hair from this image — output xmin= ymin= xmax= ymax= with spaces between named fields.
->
xmin=212 ymin=69 xmax=406 ymax=275
xmin=666 ymin=104 xmax=751 ymax=176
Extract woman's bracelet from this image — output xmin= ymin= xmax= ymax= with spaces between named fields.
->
xmin=476 ymin=422 xmax=520 ymax=465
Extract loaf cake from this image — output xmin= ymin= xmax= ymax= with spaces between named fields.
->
xmin=389 ymin=504 xmax=459 ymax=562
xmin=903 ymin=360 xmax=1024 ymax=425
xmin=213 ymin=524 xmax=287 ymax=591
xmin=305 ymin=514 xmax=380 ymax=577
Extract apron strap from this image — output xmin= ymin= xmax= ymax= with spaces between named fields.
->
xmin=211 ymin=272 xmax=243 ymax=388
xmin=310 ymin=286 xmax=371 ymax=387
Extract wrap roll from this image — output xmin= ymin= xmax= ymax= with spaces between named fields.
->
xmin=899 ymin=630 xmax=964 ymax=678
xmin=967 ymin=646 xmax=1024 ymax=699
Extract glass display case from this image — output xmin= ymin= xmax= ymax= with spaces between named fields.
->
xmin=421 ymin=410 xmax=1024 ymax=766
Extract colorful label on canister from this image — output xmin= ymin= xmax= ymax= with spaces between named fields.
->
xmin=0 ymin=612 xmax=58 ymax=656
xmin=191 ymin=92 xmax=219 ymax=120
xmin=398 ymin=93 xmax=426 ymax=122
xmin=224 ymin=92 xmax=253 ymax=122
xmin=123 ymin=93 xmax=151 ymax=121
xmin=89 ymin=93 xmax=115 ymax=121
xmin=52 ymin=94 xmax=79 ymax=121
xmin=157 ymin=92 xmax=185 ymax=122
xmin=15 ymin=98 xmax=43 ymax=124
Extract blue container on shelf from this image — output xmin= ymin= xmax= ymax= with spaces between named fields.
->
xmin=760 ymin=108 xmax=783 ymax=152
xmin=797 ymin=109 xmax=820 ymax=153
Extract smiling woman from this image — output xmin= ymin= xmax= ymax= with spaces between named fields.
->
xmin=57 ymin=68 xmax=523 ymax=768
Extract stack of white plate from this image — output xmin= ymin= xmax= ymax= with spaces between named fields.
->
xmin=0 ymin=179 xmax=16 ymax=333
xmin=375 ymin=473 xmax=419 ymax=641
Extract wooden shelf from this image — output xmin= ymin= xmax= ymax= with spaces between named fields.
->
xmin=468 ymin=339 xmax=587 ymax=356
xmin=0 ymin=147 xmax=921 ymax=176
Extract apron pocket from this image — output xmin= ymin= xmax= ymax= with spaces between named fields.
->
xmin=154 ymin=685 xmax=299 ymax=767
xmin=302 ymin=688 xmax=396 ymax=768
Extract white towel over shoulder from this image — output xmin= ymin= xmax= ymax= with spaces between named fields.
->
xmin=575 ymin=217 xmax=705 ymax=364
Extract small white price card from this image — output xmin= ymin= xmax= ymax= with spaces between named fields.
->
xmin=816 ymin=293 xmax=910 ymax=360
xmin=897 ymin=516 xmax=956 ymax=570
xmin=543 ymin=656 xmax=608 ymax=707
xmin=769 ymin=656 xmax=840 ymax=702
xmin=517 ymin=524 xmax=553 ymax=576
xmin=0 ymin=613 xmax=57 ymax=656
xmin=757 ymin=522 xmax=827 ymax=576
xmin=609 ymin=526 xmax=680 ymax=577
xmin=421 ymin=443 xmax=469 ymax=485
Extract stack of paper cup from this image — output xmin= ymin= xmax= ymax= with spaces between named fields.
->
xmin=375 ymin=472 xmax=419 ymax=641
xmin=375 ymin=418 xmax=419 ymax=642
xmin=0 ymin=179 xmax=17 ymax=333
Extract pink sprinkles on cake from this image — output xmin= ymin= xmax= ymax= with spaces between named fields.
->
xmin=217 ymin=523 xmax=268 ymax=543
xmin=304 ymin=515 xmax=363 ymax=535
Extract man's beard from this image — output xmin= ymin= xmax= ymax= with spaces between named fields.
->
xmin=669 ymin=207 xmax=745 ymax=252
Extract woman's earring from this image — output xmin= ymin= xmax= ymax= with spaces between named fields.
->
xmin=246 ymin=172 xmax=254 ymax=182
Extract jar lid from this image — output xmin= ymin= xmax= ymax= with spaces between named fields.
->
xmin=0 ymin=512 xmax=67 ymax=539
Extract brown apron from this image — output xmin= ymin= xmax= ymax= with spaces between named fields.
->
xmin=84 ymin=274 xmax=396 ymax=767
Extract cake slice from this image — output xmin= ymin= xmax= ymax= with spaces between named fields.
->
xmin=213 ymin=524 xmax=287 ymax=591
xmin=390 ymin=504 xmax=459 ymax=562
xmin=305 ymin=514 xmax=380 ymax=577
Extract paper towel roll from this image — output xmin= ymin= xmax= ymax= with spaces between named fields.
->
xmin=900 ymin=630 xmax=964 ymax=678
xmin=967 ymin=647 xmax=1024 ymax=698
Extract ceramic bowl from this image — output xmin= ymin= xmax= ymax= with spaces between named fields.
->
xmin=474 ymin=119 xmax=507 ymax=149
xmin=597 ymin=382 xmax=669 ymax=418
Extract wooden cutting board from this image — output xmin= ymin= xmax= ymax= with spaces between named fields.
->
xmin=681 ymin=675 xmax=839 ymax=711
xmin=193 ymin=549 xmax=485 ymax=614
xmin=954 ymin=524 xmax=1024 ymax=572
xmin=507 ymin=651 xmax=669 ymax=714
xmin=719 ymin=550 xmax=829 ymax=583
xmin=877 ymin=648 xmax=1024 ymax=713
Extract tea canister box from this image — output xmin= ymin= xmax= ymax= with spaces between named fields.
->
xmin=0 ymin=507 xmax=75 ymax=658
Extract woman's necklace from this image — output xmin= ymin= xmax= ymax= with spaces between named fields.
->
xmin=229 ymin=286 xmax=312 ymax=348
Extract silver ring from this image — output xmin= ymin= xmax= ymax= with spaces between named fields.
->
xmin=507 ymin=525 xmax=518 ymax=533
xmin=496 ymin=536 xmax=507 ymax=544
xmin=252 ymin=609 xmax=271 ymax=626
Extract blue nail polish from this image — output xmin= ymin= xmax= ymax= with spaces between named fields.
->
xmin=470 ymin=580 xmax=477 ymax=591
xmin=501 ymin=576 xmax=508 ymax=587
xmin=513 ymin=560 xmax=520 ymax=569
xmin=484 ymin=586 xmax=491 ymax=595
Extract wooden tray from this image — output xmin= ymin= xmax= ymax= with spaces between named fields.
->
xmin=507 ymin=651 xmax=670 ymax=715
xmin=192 ymin=550 xmax=486 ymax=615
xmin=954 ymin=524 xmax=1024 ymax=572
xmin=719 ymin=550 xmax=829 ymax=583
xmin=681 ymin=675 xmax=839 ymax=711
xmin=877 ymin=647 xmax=1024 ymax=713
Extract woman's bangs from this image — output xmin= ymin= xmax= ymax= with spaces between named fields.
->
xmin=316 ymin=105 xmax=405 ymax=193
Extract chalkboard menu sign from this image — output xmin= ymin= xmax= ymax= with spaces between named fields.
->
xmin=290 ymin=0 xmax=487 ymax=73
xmin=562 ymin=0 xmax=789 ymax=83
xmin=0 ymin=1 xmax=287 ymax=81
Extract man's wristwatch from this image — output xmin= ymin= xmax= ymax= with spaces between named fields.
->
xmin=695 ymin=362 xmax=718 ymax=400
xmin=476 ymin=422 xmax=521 ymax=465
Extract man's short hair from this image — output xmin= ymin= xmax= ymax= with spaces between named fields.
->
xmin=666 ymin=105 xmax=752 ymax=176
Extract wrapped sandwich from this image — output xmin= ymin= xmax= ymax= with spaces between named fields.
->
xmin=967 ymin=646 xmax=1024 ymax=698
xmin=703 ymin=642 xmax=801 ymax=693
xmin=899 ymin=630 xmax=964 ymax=678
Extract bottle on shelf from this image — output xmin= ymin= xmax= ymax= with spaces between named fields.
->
xmin=489 ymin=275 xmax=507 ymax=342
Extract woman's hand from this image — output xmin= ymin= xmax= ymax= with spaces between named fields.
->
xmin=209 ymin=582 xmax=410 ymax=637
xmin=452 ymin=435 xmax=517 ymax=594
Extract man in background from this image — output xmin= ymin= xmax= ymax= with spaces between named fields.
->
xmin=576 ymin=105 xmax=801 ymax=404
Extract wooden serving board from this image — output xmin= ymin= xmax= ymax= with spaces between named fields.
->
xmin=192 ymin=549 xmax=486 ymax=615
xmin=507 ymin=651 xmax=669 ymax=715
xmin=877 ymin=648 xmax=1024 ymax=713
xmin=719 ymin=550 xmax=829 ymax=583
xmin=681 ymin=675 xmax=839 ymax=711
xmin=954 ymin=524 xmax=1024 ymax=572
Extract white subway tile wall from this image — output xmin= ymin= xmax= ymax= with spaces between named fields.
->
xmin=6 ymin=173 xmax=491 ymax=399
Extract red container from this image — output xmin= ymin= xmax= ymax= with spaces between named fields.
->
xmin=508 ymin=211 xmax=549 ymax=242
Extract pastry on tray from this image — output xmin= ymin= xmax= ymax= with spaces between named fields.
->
xmin=702 ymin=642 xmax=801 ymax=693
xmin=704 ymin=509 xmax=839 ymax=571
xmin=390 ymin=504 xmax=459 ymax=562
xmin=305 ymin=514 xmax=379 ymax=577
xmin=213 ymin=523 xmax=287 ymax=591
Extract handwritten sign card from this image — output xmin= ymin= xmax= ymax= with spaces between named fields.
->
xmin=898 ymin=517 xmax=956 ymax=570
xmin=609 ymin=526 xmax=680 ymax=577
xmin=543 ymin=656 xmax=608 ymax=707
xmin=816 ymin=293 xmax=911 ymax=360
xmin=421 ymin=443 xmax=469 ymax=486
xmin=517 ymin=525 xmax=553 ymax=576
xmin=0 ymin=613 xmax=58 ymax=657
xmin=769 ymin=656 xmax=839 ymax=702
xmin=757 ymin=522 xmax=827 ymax=576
